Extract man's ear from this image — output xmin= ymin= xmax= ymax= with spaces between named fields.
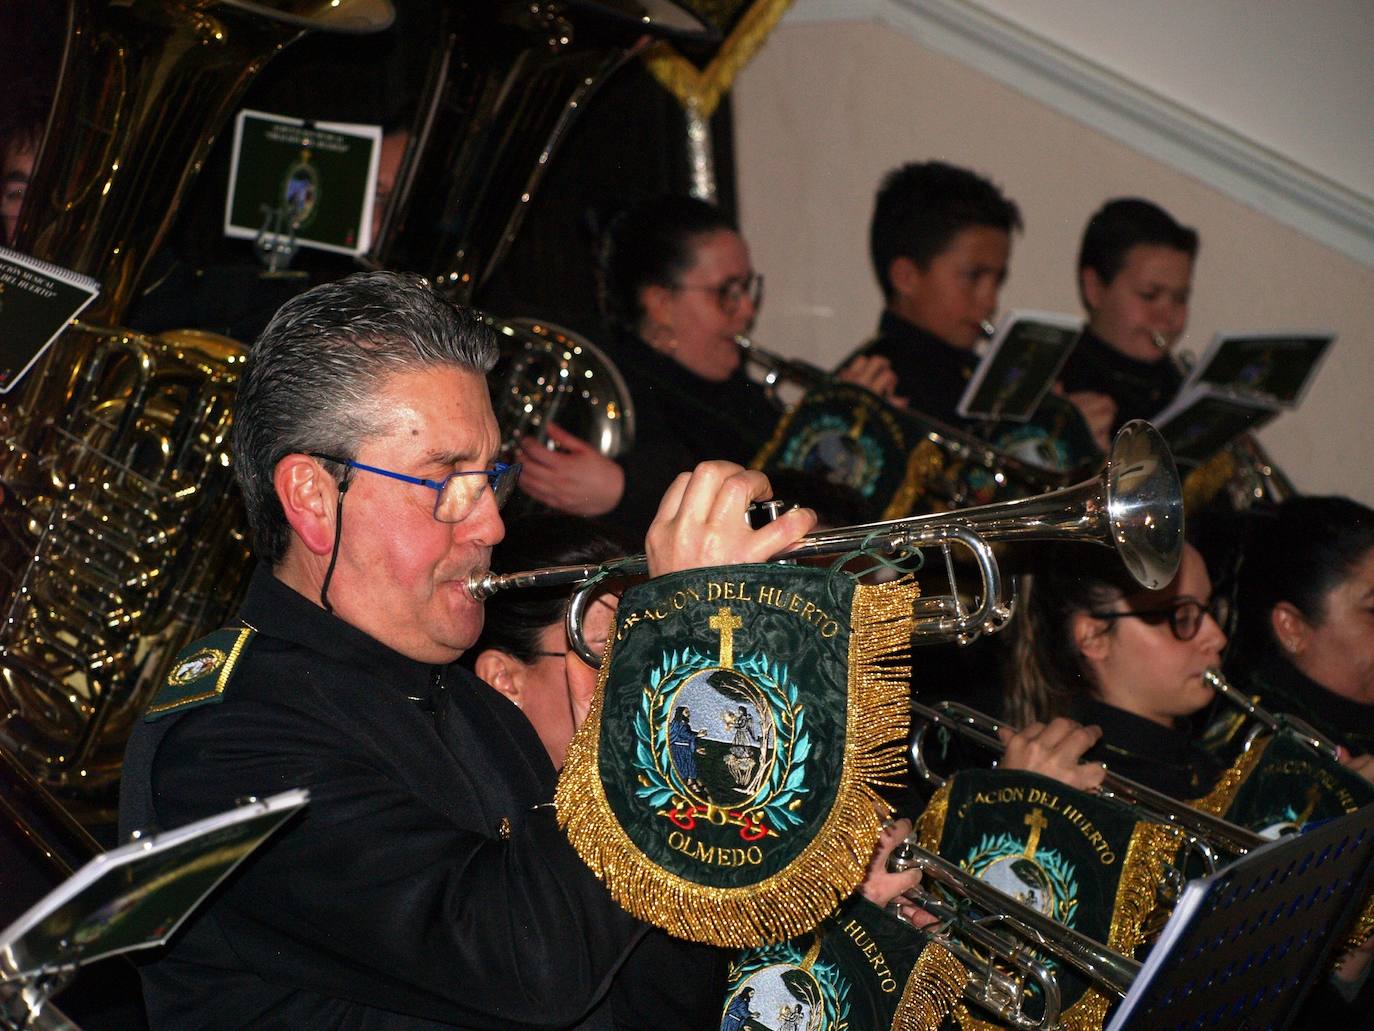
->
xmin=1072 ymin=610 xmax=1112 ymax=662
xmin=273 ymin=454 xmax=336 ymax=557
xmin=1080 ymin=267 xmax=1105 ymax=314
xmin=1271 ymin=601 xmax=1312 ymax=657
xmin=474 ymin=649 xmax=524 ymax=707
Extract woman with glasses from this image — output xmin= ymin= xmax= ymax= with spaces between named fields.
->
xmin=1004 ymin=540 xmax=1230 ymax=799
xmin=1224 ymin=496 xmax=1374 ymax=759
xmin=516 ymin=194 xmax=890 ymax=535
xmin=464 ymin=513 xmax=628 ymax=770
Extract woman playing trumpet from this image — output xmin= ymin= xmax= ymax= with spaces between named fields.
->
xmin=515 ymin=194 xmax=894 ymax=534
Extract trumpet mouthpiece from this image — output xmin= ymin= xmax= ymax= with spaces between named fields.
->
xmin=979 ymin=320 xmax=996 ymax=339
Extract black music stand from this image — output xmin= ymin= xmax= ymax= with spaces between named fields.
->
xmin=0 ymin=789 xmax=307 ymax=1029
xmin=1108 ymin=804 xmax=1374 ymax=1031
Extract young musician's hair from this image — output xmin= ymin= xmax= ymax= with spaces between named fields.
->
xmin=1076 ymin=198 xmax=1199 ymax=304
xmin=1231 ymin=496 xmax=1374 ymax=657
xmin=463 ymin=514 xmax=631 ymax=665
xmin=598 ymin=194 xmax=736 ymax=333
xmin=869 ymin=161 xmax=1022 ymax=300
xmin=1004 ymin=543 xmax=1151 ymax=727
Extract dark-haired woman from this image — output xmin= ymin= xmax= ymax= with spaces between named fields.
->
xmin=465 ymin=514 xmax=628 ymax=769
xmin=1224 ymin=495 xmax=1374 ymax=759
xmin=516 ymin=195 xmax=894 ymax=535
xmin=1005 ymin=541 xmax=1229 ymax=800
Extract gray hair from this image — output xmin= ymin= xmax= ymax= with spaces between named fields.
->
xmin=231 ymin=271 xmax=498 ymax=565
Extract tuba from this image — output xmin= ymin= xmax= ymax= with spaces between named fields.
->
xmin=0 ymin=0 xmax=393 ymax=812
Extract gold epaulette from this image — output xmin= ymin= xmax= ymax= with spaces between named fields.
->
xmin=143 ymin=626 xmax=255 ymax=721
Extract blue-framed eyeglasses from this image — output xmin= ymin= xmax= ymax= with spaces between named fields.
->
xmin=310 ymin=453 xmax=521 ymax=523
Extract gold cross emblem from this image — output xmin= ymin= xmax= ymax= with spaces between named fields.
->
xmin=709 ymin=606 xmax=744 ymax=669
xmin=1022 ymin=808 xmax=1048 ymax=860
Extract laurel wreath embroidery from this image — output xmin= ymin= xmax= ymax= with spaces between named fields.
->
xmin=725 ymin=942 xmax=852 ymax=1028
xmin=634 ymin=648 xmax=811 ymax=833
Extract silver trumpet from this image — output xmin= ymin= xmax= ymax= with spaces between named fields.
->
xmin=889 ymin=838 xmax=1141 ymax=1029
xmin=1204 ymin=669 xmax=1342 ymax=764
xmin=910 ymin=699 xmax=1263 ymax=869
xmin=467 ymin=420 xmax=1184 ymax=665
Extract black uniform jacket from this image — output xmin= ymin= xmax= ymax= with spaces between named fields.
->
xmin=119 ymin=566 xmax=723 ymax=1030
xmin=606 ymin=332 xmax=774 ymax=536
xmin=1057 ymin=329 xmax=1182 ymax=434
xmin=837 ymin=311 xmax=979 ymax=426
xmin=1071 ymin=697 xmax=1225 ymax=801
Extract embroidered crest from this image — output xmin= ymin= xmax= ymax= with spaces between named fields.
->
xmin=169 ymin=648 xmax=227 ymax=687
xmin=145 ymin=627 xmax=255 ymax=720
xmin=557 ymin=564 xmax=919 ymax=946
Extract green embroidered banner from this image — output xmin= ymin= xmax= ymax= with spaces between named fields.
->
xmin=916 ymin=770 xmax=1182 ymax=1029
xmin=556 ymin=564 xmax=919 ymax=946
xmin=1195 ymin=731 xmax=1374 ymax=838
xmin=722 ymin=896 xmax=967 ymax=1031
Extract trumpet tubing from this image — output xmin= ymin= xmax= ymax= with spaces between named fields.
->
xmin=469 ymin=421 xmax=1184 ymax=666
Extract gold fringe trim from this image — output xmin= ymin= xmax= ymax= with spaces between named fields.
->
xmin=1182 ymin=449 xmax=1237 ymax=517
xmin=895 ymin=942 xmax=968 ymax=1031
xmin=1059 ymin=820 xmax=1185 ymax=1031
xmin=914 ymin=780 xmax=952 ymax=850
xmin=1345 ymin=891 xmax=1374 ymax=952
xmin=953 ymin=1003 xmax=1002 ymax=1031
xmin=885 ymin=440 xmax=947 ymax=520
xmin=555 ymin=576 xmax=920 ymax=947
xmin=1189 ymin=737 xmax=1271 ymax=817
xmin=642 ymin=0 xmax=794 ymax=119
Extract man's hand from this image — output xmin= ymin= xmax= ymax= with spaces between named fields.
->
xmin=645 ymin=462 xmax=816 ymax=577
xmin=516 ymin=423 xmax=625 ymax=516
xmin=1061 ymin=388 xmax=1117 ymax=455
xmin=837 ymin=354 xmax=907 ymax=408
xmin=999 ymin=718 xmax=1106 ymax=792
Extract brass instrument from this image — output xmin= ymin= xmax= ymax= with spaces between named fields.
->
xmin=369 ymin=1 xmax=710 ymax=301
xmin=486 ymin=316 xmax=635 ymax=460
xmin=738 ymin=335 xmax=1074 ymax=511
xmin=469 ymin=420 xmax=1184 ymax=665
xmin=909 ymin=699 xmax=1263 ymax=869
xmin=1203 ymin=669 xmax=1342 ymax=764
xmin=0 ymin=0 xmax=393 ymax=808
xmin=889 ymin=839 xmax=1141 ymax=1029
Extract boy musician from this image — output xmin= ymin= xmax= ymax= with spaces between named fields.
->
xmin=838 ymin=160 xmax=1021 ymax=424
xmin=1059 ymin=198 xmax=1199 ymax=435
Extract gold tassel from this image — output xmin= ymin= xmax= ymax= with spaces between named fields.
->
xmin=1189 ymin=737 xmax=1271 ymax=816
xmin=555 ymin=577 xmax=920 ymax=947
xmin=1058 ymin=820 xmax=1185 ymax=1030
xmin=1182 ymin=449 xmax=1237 ymax=516
xmin=642 ymin=0 xmax=794 ymax=119
xmin=895 ymin=942 xmax=968 ymax=1031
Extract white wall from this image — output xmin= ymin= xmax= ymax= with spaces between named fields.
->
xmin=730 ymin=20 xmax=1374 ymax=504
xmin=974 ymin=0 xmax=1374 ymax=200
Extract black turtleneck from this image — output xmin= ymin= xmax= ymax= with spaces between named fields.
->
xmin=607 ymin=330 xmax=775 ymax=535
xmin=1071 ymin=696 xmax=1225 ymax=801
xmin=1057 ymin=328 xmax=1182 ymax=432
xmin=838 ymin=311 xmax=980 ymax=425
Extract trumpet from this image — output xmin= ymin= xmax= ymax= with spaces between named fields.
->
xmin=889 ymin=838 xmax=1141 ymax=1029
xmin=909 ymin=699 xmax=1263 ymax=869
xmin=468 ymin=420 xmax=1184 ymax=665
xmin=1204 ymin=670 xmax=1342 ymax=763
xmin=738 ymin=335 xmax=1072 ymax=498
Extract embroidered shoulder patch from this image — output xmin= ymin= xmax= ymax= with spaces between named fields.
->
xmin=144 ymin=627 xmax=255 ymax=721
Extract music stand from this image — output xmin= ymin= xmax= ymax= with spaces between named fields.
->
xmin=1107 ymin=804 xmax=1374 ymax=1031
xmin=0 ymin=789 xmax=307 ymax=1029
